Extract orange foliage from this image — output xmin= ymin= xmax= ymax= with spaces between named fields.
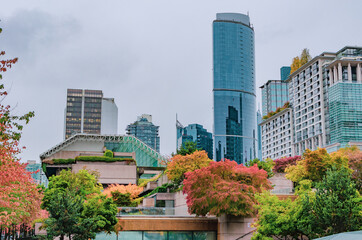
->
xmin=166 ymin=150 xmax=211 ymax=184
xmin=103 ymin=184 xmax=143 ymax=200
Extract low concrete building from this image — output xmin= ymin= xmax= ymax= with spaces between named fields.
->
xmin=40 ymin=134 xmax=165 ymax=185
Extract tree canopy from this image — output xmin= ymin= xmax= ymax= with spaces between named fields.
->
xmin=183 ymin=159 xmax=271 ymax=217
xmin=290 ymin=48 xmax=312 ymax=74
xmin=176 ymin=141 xmax=199 ymax=156
xmin=42 ymin=170 xmax=118 ymax=240
xmin=166 ymin=150 xmax=211 ymax=185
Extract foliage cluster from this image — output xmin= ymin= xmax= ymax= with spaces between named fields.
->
xmin=262 ymin=102 xmax=290 ymax=120
xmin=166 ymin=150 xmax=211 ymax=185
xmin=336 ymin=146 xmax=362 ymax=191
xmin=273 ymin=156 xmax=301 ymax=173
xmin=253 ymin=167 xmax=361 ymax=239
xmin=290 ymin=48 xmax=312 ymax=74
xmin=103 ymin=184 xmax=143 ymax=207
xmin=143 ymin=182 xmax=180 ymax=198
xmin=285 ymin=148 xmax=350 ymax=183
xmin=183 ymin=160 xmax=272 ymax=217
xmin=176 ymin=141 xmax=200 ymax=156
xmin=138 ymin=173 xmax=162 ymax=187
xmin=42 ymin=170 xmax=118 ymax=240
xmin=245 ymin=158 xmax=275 ymax=178
xmin=45 ymin=156 xmax=135 ymax=165
xmin=103 ymin=150 xmax=113 ymax=158
xmin=0 ymin=25 xmax=39 ymax=239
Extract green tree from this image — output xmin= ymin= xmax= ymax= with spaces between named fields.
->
xmin=253 ymin=168 xmax=362 ymax=239
xmin=310 ymin=167 xmax=361 ymax=236
xmin=44 ymin=190 xmax=83 ymax=240
xmin=42 ymin=170 xmax=118 ymax=240
xmin=176 ymin=141 xmax=199 ymax=156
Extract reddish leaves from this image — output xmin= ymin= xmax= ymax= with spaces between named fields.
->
xmin=273 ymin=156 xmax=301 ymax=173
xmin=183 ymin=160 xmax=272 ymax=217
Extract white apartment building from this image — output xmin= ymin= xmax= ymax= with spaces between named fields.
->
xmin=260 ymin=108 xmax=294 ymax=160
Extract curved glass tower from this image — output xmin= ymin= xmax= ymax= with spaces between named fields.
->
xmin=213 ymin=13 xmax=256 ymax=164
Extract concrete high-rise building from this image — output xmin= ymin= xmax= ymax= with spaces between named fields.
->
xmin=256 ymin=110 xmax=262 ymax=160
xmin=213 ymin=13 xmax=257 ymax=164
xmin=126 ymin=114 xmax=160 ymax=152
xmin=176 ymin=121 xmax=213 ymax=159
xmin=64 ymin=89 xmax=118 ymax=139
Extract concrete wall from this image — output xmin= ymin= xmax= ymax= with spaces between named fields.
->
xmin=270 ymin=173 xmax=294 ymax=194
xmin=72 ymin=161 xmax=137 ymax=185
xmin=218 ymin=214 xmax=256 ymax=240
xmin=174 ymin=191 xmax=190 ymax=216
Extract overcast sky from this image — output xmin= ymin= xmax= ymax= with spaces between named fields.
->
xmin=1 ymin=0 xmax=361 ymax=162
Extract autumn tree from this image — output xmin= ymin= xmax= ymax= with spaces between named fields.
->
xmin=290 ymin=48 xmax=312 ymax=74
xmin=285 ymin=148 xmax=350 ymax=183
xmin=245 ymin=158 xmax=275 ymax=178
xmin=166 ymin=150 xmax=211 ymax=185
xmin=42 ymin=170 xmax=118 ymax=240
xmin=0 ymin=25 xmax=39 ymax=239
xmin=273 ymin=155 xmax=300 ymax=173
xmin=290 ymin=56 xmax=301 ymax=74
xmin=183 ymin=160 xmax=271 ymax=217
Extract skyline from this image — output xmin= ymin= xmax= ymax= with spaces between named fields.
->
xmin=1 ymin=0 xmax=361 ymax=161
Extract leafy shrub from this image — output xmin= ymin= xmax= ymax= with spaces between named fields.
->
xmin=103 ymin=184 xmax=143 ymax=203
xmin=138 ymin=173 xmax=162 ymax=187
xmin=104 ymin=149 xmax=113 ymax=158
xmin=273 ymin=156 xmax=301 ymax=173
xmin=75 ymin=156 xmax=135 ymax=163
xmin=53 ymin=158 xmax=76 ymax=164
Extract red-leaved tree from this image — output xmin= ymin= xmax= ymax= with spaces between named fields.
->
xmin=183 ymin=160 xmax=272 ymax=217
xmin=273 ymin=156 xmax=301 ymax=173
xmin=0 ymin=26 xmax=39 ymax=239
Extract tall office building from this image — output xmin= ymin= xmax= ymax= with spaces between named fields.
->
xmin=213 ymin=13 xmax=257 ymax=164
xmin=126 ymin=114 xmax=160 ymax=152
xmin=176 ymin=121 xmax=213 ymax=159
xmin=64 ymin=89 xmax=118 ymax=139
xmin=260 ymin=67 xmax=290 ymax=116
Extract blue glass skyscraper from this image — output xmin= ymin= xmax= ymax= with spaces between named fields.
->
xmin=213 ymin=13 xmax=257 ymax=164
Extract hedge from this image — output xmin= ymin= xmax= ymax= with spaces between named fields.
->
xmin=47 ymin=156 xmax=135 ymax=165
xmin=75 ymin=156 xmax=135 ymax=162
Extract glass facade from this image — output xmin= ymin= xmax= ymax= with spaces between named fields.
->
xmin=126 ymin=115 xmax=160 ymax=152
xmin=280 ymin=66 xmax=291 ymax=81
xmin=176 ymin=123 xmax=213 ymax=159
xmin=260 ymin=80 xmax=289 ymax=116
xmin=213 ymin=13 xmax=257 ymax=164
xmin=328 ymin=82 xmax=362 ymax=145
xmin=95 ymin=231 xmax=216 ymax=240
xmin=25 ymin=160 xmax=49 ymax=187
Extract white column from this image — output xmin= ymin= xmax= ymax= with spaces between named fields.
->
xmin=334 ymin=66 xmax=338 ymax=83
xmin=311 ymin=137 xmax=315 ymax=150
xmin=329 ymin=68 xmax=334 ymax=85
xmin=347 ymin=63 xmax=352 ymax=82
xmin=357 ymin=63 xmax=362 ymax=83
xmin=338 ymin=62 xmax=342 ymax=81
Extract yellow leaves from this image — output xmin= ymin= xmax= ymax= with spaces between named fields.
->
xmin=290 ymin=48 xmax=312 ymax=74
xmin=166 ymin=150 xmax=211 ymax=183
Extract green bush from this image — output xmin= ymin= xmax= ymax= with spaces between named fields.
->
xmin=75 ymin=156 xmax=135 ymax=163
xmin=104 ymin=150 xmax=113 ymax=158
xmin=42 ymin=163 xmax=47 ymax=173
xmin=53 ymin=158 xmax=76 ymax=164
